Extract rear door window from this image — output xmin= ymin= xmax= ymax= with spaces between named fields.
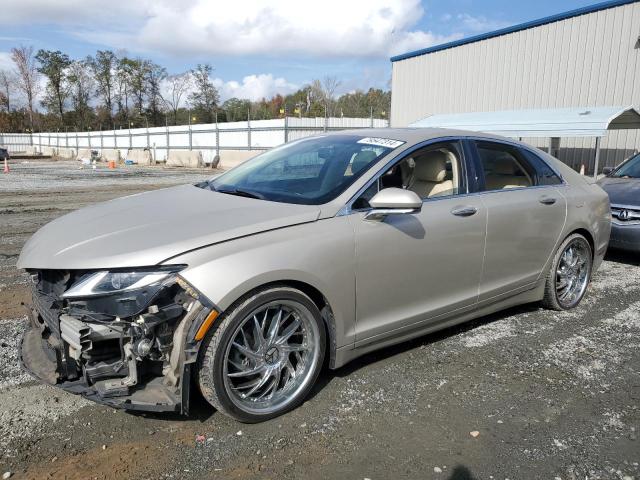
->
xmin=474 ymin=141 xmax=560 ymax=191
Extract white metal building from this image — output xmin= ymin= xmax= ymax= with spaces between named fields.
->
xmin=390 ymin=0 xmax=640 ymax=173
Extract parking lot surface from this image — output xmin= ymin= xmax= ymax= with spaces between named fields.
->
xmin=0 ymin=161 xmax=638 ymax=480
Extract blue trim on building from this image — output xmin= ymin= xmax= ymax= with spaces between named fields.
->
xmin=390 ymin=0 xmax=639 ymax=62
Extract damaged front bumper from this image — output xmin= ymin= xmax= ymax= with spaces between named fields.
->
xmin=19 ymin=271 xmax=215 ymax=414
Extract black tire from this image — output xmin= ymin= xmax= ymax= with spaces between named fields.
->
xmin=542 ymin=233 xmax=593 ymax=311
xmin=196 ymin=286 xmax=326 ymax=423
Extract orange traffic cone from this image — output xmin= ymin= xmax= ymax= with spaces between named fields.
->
xmin=3 ymin=158 xmax=9 ymax=174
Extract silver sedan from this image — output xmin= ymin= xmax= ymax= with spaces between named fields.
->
xmin=18 ymin=129 xmax=611 ymax=422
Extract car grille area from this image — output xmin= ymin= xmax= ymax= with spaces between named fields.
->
xmin=611 ymin=206 xmax=640 ymax=224
xmin=24 ymin=270 xmax=80 ymax=383
xmin=19 ymin=269 xmax=204 ymax=413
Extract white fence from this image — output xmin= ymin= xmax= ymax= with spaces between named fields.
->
xmin=0 ymin=117 xmax=389 ymax=164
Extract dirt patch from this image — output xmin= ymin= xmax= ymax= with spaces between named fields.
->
xmin=19 ymin=440 xmax=170 ymax=480
xmin=0 ymin=284 xmax=30 ymax=318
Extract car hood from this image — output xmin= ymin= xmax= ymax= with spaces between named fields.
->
xmin=18 ymin=184 xmax=321 ymax=270
xmin=597 ymin=177 xmax=640 ymax=206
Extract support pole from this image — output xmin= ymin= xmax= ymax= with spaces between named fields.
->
xmin=593 ymin=137 xmax=601 ymax=179
xmin=324 ymin=105 xmax=327 ymax=133
xmin=166 ymin=116 xmax=170 ymax=158
xmin=247 ymin=109 xmax=251 ymax=151
xmin=215 ymin=111 xmax=220 ymax=157
xmin=188 ymin=110 xmax=192 ymax=151
xmin=284 ymin=106 xmax=289 ymax=143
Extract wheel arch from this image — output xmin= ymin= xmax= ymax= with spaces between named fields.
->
xmin=204 ymin=278 xmax=339 ymax=370
xmin=568 ymin=227 xmax=595 ymax=259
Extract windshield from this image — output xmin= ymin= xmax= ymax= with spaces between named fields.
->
xmin=612 ymin=153 xmax=640 ymax=178
xmin=208 ymin=135 xmax=403 ymax=204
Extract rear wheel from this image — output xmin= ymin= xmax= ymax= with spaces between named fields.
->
xmin=542 ymin=233 xmax=593 ymax=310
xmin=197 ymin=286 xmax=325 ymax=423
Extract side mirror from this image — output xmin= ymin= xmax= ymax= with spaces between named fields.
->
xmin=602 ymin=166 xmax=614 ymax=176
xmin=365 ymin=188 xmax=422 ymax=221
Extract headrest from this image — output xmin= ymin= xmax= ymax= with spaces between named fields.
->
xmin=351 ymin=150 xmax=378 ymax=174
xmin=492 ymin=155 xmax=518 ymax=175
xmin=414 ymin=151 xmax=448 ymax=182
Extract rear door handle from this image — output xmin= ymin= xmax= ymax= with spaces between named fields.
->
xmin=451 ymin=206 xmax=478 ymax=217
xmin=539 ymin=196 xmax=557 ymax=205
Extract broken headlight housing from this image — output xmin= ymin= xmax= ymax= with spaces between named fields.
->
xmin=62 ymin=266 xmax=186 ymax=318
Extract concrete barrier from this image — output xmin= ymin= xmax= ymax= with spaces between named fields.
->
xmin=218 ymin=149 xmax=266 ymax=170
xmin=56 ymin=148 xmax=76 ymax=159
xmin=77 ymin=148 xmax=92 ymax=162
xmin=167 ymin=150 xmax=203 ymax=168
xmin=101 ymin=149 xmax=121 ymax=163
xmin=41 ymin=146 xmax=57 ymax=156
xmin=125 ymin=149 xmax=154 ymax=165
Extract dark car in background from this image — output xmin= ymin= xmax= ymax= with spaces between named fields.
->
xmin=0 ymin=147 xmax=9 ymax=160
xmin=598 ymin=152 xmax=640 ymax=252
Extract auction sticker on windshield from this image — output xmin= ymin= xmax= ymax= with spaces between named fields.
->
xmin=357 ymin=137 xmax=405 ymax=149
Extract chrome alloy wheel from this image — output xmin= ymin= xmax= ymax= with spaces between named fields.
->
xmin=555 ymin=238 xmax=591 ymax=308
xmin=222 ymin=301 xmax=320 ymax=415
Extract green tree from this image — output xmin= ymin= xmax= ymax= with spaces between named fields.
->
xmin=35 ymin=50 xmax=72 ymax=123
xmin=188 ymin=64 xmax=219 ymax=122
xmin=88 ymin=50 xmax=117 ymax=119
xmin=222 ymin=97 xmax=250 ymax=122
xmin=145 ymin=62 xmax=167 ymax=126
xmin=67 ymin=60 xmax=95 ymax=129
xmin=115 ymin=56 xmax=136 ymax=123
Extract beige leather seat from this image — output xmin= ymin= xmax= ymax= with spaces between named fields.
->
xmin=409 ymin=151 xmax=454 ymax=198
xmin=485 ymin=157 xmax=531 ymax=190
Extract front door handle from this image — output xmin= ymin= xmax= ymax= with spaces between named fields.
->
xmin=539 ymin=196 xmax=557 ymax=205
xmin=451 ymin=206 xmax=478 ymax=217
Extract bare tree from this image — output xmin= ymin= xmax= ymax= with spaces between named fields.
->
xmin=161 ymin=72 xmax=192 ymax=125
xmin=322 ymin=76 xmax=341 ymax=117
xmin=0 ymin=70 xmax=14 ymax=112
xmin=11 ymin=46 xmax=41 ymax=129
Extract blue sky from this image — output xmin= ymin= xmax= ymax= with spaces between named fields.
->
xmin=0 ymin=0 xmax=601 ymax=101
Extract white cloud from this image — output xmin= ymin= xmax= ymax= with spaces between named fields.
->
xmin=1 ymin=0 xmax=455 ymax=59
xmin=159 ymin=72 xmax=298 ymax=106
xmin=213 ymin=74 xmax=298 ymax=102
xmin=456 ymin=13 xmax=511 ymax=33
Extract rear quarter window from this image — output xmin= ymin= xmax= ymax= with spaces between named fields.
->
xmin=521 ymin=149 xmax=563 ymax=185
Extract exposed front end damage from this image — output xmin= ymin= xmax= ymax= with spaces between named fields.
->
xmin=19 ymin=269 xmax=215 ymax=414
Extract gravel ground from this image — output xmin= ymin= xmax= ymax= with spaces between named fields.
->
xmin=0 ymin=160 xmax=638 ymax=480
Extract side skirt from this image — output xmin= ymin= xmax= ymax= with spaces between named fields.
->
xmin=332 ymin=280 xmax=545 ymax=369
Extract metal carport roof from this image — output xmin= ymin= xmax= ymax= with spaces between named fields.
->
xmin=409 ymin=106 xmax=640 ymax=138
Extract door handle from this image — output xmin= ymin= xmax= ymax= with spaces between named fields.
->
xmin=539 ymin=196 xmax=557 ymax=205
xmin=451 ymin=206 xmax=478 ymax=217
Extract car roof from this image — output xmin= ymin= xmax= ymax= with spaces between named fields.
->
xmin=324 ymin=127 xmax=514 ymax=145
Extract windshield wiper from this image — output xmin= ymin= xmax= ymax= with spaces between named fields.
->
xmin=215 ymin=187 xmax=265 ymax=200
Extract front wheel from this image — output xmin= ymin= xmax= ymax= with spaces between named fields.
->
xmin=542 ymin=233 xmax=593 ymax=310
xmin=197 ymin=286 xmax=326 ymax=423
